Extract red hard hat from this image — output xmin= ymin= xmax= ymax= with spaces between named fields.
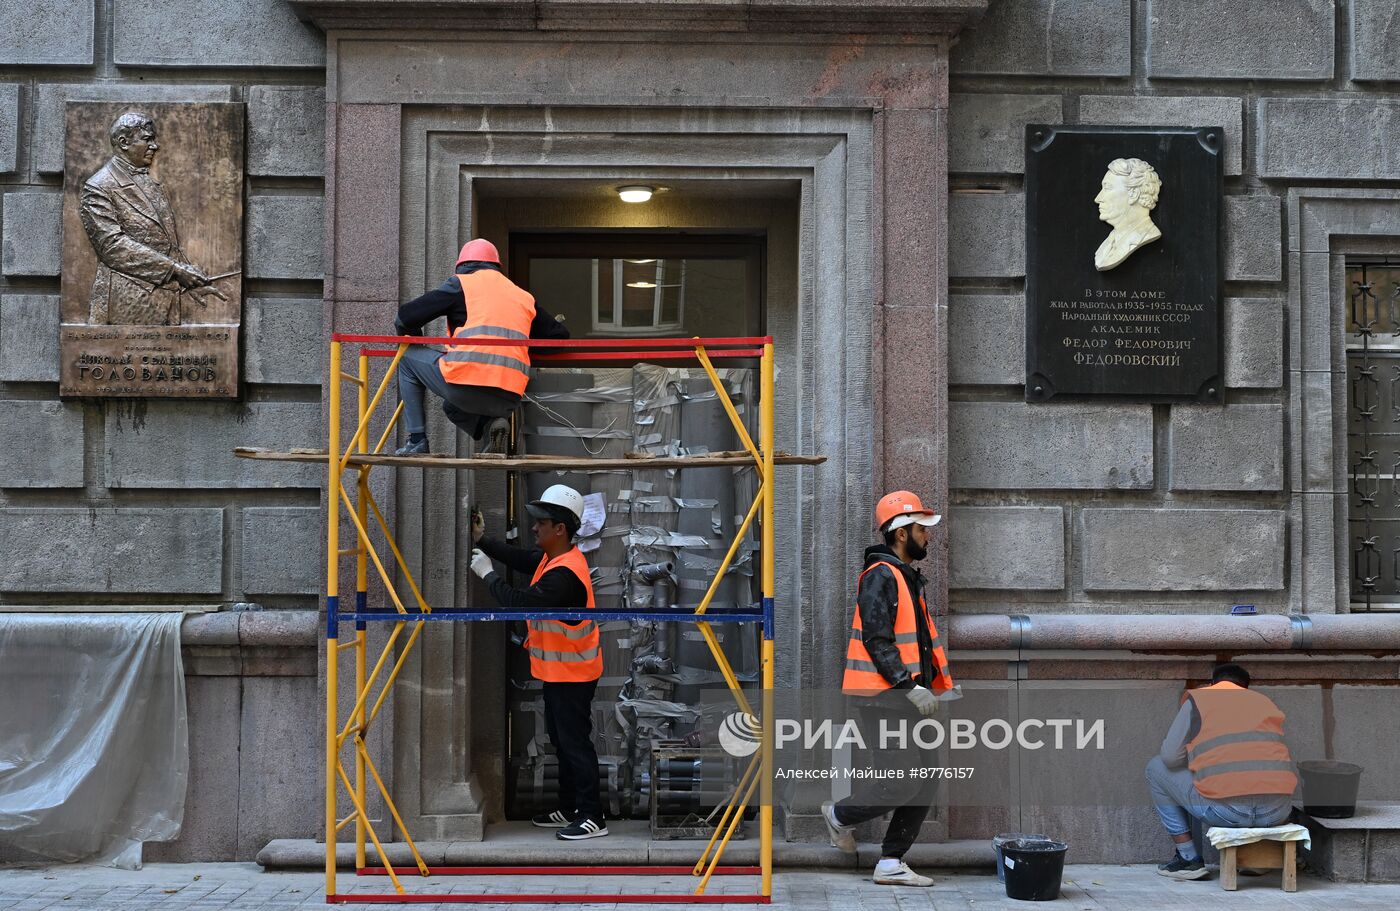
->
xmin=456 ymin=238 xmax=500 ymax=265
xmin=874 ymin=490 xmax=941 ymax=532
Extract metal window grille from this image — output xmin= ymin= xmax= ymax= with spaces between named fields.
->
xmin=1346 ymin=262 xmax=1400 ymax=612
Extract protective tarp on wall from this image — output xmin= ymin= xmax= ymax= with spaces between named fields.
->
xmin=0 ymin=613 xmax=188 ymax=868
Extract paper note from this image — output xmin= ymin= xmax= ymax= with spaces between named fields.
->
xmin=579 ymin=492 xmax=606 ymax=539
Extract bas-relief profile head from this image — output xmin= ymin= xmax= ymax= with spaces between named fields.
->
xmin=110 ymin=111 xmax=158 ymax=168
xmin=1092 ymin=157 xmax=1163 ymax=271
xmin=1094 ymin=157 xmax=1161 ymax=226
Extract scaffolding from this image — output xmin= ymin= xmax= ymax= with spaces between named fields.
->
xmin=240 ymin=331 xmax=820 ymax=904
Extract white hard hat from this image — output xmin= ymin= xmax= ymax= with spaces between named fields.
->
xmin=527 ymin=484 xmax=585 ymax=525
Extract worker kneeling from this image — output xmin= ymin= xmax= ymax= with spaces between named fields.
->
xmin=471 ymin=484 xmax=607 ymax=840
xmin=393 ymin=238 xmax=569 ymax=456
xmin=822 ymin=491 xmax=956 ymax=887
xmin=1147 ymin=662 xmax=1296 ymax=880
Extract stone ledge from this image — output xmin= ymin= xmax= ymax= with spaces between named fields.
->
xmin=1300 ymin=804 xmax=1400 ymax=883
xmin=290 ymin=0 xmax=991 ymax=33
xmin=180 ymin=610 xmax=318 ymax=676
xmin=181 ymin=609 xmax=319 ymax=647
xmin=256 ymin=831 xmax=994 ymax=868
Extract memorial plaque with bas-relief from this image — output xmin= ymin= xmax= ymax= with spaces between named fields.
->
xmin=59 ymin=102 xmax=243 ymax=398
xmin=1025 ymin=124 xmax=1222 ymax=402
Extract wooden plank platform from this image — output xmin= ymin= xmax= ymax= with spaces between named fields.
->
xmin=234 ymin=447 xmax=825 ymax=471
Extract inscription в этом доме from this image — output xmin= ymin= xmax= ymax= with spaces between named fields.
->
xmin=1025 ymin=125 xmax=1222 ymax=402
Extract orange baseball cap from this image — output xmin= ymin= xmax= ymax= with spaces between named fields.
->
xmin=874 ymin=490 xmax=942 ymax=531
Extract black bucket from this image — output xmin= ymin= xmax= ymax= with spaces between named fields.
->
xmin=1299 ymin=760 xmax=1363 ymax=819
xmin=1002 ymin=838 xmax=1068 ymax=901
xmin=993 ymin=833 xmax=1048 ymax=883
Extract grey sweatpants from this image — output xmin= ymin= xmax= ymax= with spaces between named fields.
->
xmin=397 ymin=345 xmax=515 ymax=438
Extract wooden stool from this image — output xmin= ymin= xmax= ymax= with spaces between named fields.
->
xmin=1220 ymin=838 xmax=1297 ymax=892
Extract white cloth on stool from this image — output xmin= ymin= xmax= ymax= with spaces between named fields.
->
xmin=1207 ymin=823 xmax=1310 ymax=851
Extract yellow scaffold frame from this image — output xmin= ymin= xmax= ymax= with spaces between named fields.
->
xmin=314 ymin=332 xmax=794 ymax=904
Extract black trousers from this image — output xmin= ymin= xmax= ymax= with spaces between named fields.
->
xmin=833 ymin=698 xmax=939 ymax=859
xmin=542 ymin=679 xmax=602 ymax=820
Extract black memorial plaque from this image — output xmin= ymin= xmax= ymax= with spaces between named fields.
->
xmin=1025 ymin=125 xmax=1222 ymax=402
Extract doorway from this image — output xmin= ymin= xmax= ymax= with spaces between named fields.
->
xmin=509 ymin=232 xmax=765 ymax=339
xmin=498 ymin=230 xmax=768 ymax=823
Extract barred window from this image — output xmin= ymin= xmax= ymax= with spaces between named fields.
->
xmin=1346 ymin=262 xmax=1400 ymax=611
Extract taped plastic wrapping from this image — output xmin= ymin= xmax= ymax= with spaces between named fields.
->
xmin=0 ymin=613 xmax=187 ymax=868
xmin=508 ymin=364 xmax=760 ymax=819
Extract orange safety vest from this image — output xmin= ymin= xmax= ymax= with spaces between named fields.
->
xmin=438 ymin=269 xmax=536 ymax=395
xmin=842 ymin=561 xmax=954 ymax=697
xmin=524 ymin=547 xmax=601 ymax=683
xmin=1186 ymin=682 xmax=1297 ymax=799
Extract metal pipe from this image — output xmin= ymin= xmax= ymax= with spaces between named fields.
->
xmin=945 ymin=613 xmax=1400 ymax=653
xmin=759 ymin=342 xmax=774 ymax=899
xmin=335 ymin=760 xmax=404 ymax=893
xmin=338 ymin=343 xmax=406 ymax=474
xmin=634 ymin=561 xmax=674 ymax=584
xmin=325 ymin=341 xmax=341 ymax=900
xmin=355 ymin=736 xmax=430 ymax=877
xmin=355 ymin=354 xmax=369 ymax=872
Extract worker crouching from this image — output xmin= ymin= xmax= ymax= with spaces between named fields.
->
xmin=471 ymin=484 xmax=607 ymax=840
xmin=393 ymin=238 xmax=569 ymax=456
xmin=822 ymin=490 xmax=955 ymax=887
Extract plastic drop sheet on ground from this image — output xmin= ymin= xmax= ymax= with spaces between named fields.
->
xmin=0 ymin=612 xmax=187 ymax=868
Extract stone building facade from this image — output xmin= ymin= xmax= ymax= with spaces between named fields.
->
xmin=2 ymin=0 xmax=1399 ymax=867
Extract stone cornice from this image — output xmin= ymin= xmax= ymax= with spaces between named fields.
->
xmin=288 ymin=0 xmax=988 ymax=35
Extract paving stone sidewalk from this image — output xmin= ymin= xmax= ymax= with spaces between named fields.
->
xmin=4 ymin=862 xmax=1400 ymax=910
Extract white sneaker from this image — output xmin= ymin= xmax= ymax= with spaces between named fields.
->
xmin=872 ymin=859 xmax=933 ymax=887
xmin=820 ymin=801 xmax=856 ymax=853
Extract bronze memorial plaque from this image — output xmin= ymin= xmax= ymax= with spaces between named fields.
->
xmin=1024 ymin=124 xmax=1223 ymax=402
xmin=60 ymin=102 xmax=244 ymax=398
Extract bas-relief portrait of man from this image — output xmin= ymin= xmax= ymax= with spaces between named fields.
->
xmin=80 ymin=112 xmax=229 ymax=325
xmin=1093 ymin=157 xmax=1162 ymax=272
xmin=60 ymin=101 xmax=244 ymax=398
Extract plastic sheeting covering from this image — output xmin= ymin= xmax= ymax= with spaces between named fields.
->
xmin=0 ymin=613 xmax=188 ymax=868
xmin=1206 ymin=823 xmax=1311 ymax=851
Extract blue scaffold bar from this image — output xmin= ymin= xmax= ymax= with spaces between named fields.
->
xmin=355 ymin=592 xmax=367 ymax=631
xmin=762 ymin=596 xmax=775 ymax=640
xmin=326 ymin=595 xmax=338 ymax=639
xmin=341 ymin=608 xmax=767 ymax=624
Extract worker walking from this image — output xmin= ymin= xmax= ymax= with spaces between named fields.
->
xmin=470 ymin=484 xmax=607 ymax=840
xmin=822 ymin=490 xmax=955 ymax=887
xmin=393 ymin=238 xmax=569 ymax=455
xmin=1147 ymin=663 xmax=1295 ymax=880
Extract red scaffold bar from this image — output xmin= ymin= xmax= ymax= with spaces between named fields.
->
xmin=357 ymin=866 xmax=761 ymax=877
xmin=329 ymin=895 xmax=771 ymax=905
xmin=333 ymin=333 xmax=771 ymax=348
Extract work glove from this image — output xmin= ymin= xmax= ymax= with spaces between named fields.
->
xmin=470 ymin=548 xmax=494 ymax=580
xmin=906 ymin=684 xmax=939 ymax=718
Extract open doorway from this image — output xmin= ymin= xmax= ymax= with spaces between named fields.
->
xmin=510 ymin=232 xmax=765 ymax=339
xmin=497 ymin=230 xmax=768 ymax=827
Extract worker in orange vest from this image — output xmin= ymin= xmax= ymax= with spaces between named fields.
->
xmin=393 ymin=238 xmax=569 ymax=455
xmin=1147 ymin=663 xmax=1296 ymax=880
xmin=822 ymin=490 xmax=956 ymax=887
xmin=470 ymin=484 xmax=607 ymax=840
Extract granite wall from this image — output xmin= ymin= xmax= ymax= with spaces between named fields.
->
xmin=5 ymin=0 xmax=1400 ymax=867
xmin=946 ymin=0 xmax=1400 ymax=616
xmin=0 ymin=0 xmax=327 ymax=861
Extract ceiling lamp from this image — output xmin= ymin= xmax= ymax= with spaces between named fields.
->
xmin=617 ymin=185 xmax=655 ymax=203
